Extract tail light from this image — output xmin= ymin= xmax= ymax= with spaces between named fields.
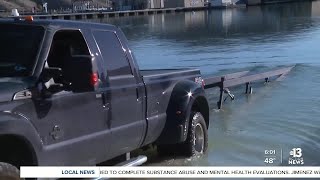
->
xmin=90 ymin=73 xmax=99 ymax=86
xmin=195 ymin=77 xmax=205 ymax=89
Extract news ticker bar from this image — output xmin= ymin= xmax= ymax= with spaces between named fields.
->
xmin=20 ymin=166 xmax=320 ymax=178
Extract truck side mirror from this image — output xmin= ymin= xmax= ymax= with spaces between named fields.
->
xmin=41 ymin=67 xmax=65 ymax=95
xmin=69 ymin=56 xmax=95 ymax=93
xmin=42 ymin=67 xmax=63 ymax=83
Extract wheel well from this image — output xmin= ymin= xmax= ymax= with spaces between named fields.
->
xmin=0 ymin=135 xmax=37 ymax=168
xmin=192 ymin=96 xmax=210 ymax=128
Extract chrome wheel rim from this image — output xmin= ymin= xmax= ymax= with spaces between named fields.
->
xmin=194 ymin=123 xmax=204 ymax=153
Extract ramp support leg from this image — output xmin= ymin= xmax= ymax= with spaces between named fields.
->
xmin=217 ymin=87 xmax=224 ymax=109
xmin=245 ymin=82 xmax=250 ymax=94
xmin=217 ymin=77 xmax=225 ymax=109
xmin=245 ymin=82 xmax=253 ymax=94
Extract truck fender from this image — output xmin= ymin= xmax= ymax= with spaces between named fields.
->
xmin=156 ymin=80 xmax=209 ymax=145
xmin=0 ymin=112 xmax=42 ymax=165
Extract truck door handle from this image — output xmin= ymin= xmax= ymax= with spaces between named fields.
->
xmin=136 ymin=88 xmax=141 ymax=102
xmin=102 ymin=93 xmax=106 ymax=105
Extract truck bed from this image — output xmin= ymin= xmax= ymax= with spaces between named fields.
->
xmin=140 ymin=68 xmax=201 ymax=82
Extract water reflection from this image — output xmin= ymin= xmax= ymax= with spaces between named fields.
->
xmin=89 ymin=1 xmax=320 ymax=75
xmin=93 ymin=1 xmax=315 ymax=41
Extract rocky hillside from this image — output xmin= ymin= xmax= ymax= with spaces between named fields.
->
xmin=0 ymin=0 xmax=106 ymax=11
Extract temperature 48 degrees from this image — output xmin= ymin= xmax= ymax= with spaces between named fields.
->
xmin=264 ymin=157 xmax=276 ymax=164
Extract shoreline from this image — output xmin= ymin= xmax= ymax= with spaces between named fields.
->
xmin=0 ymin=5 xmax=245 ymax=20
xmin=0 ymin=0 xmax=314 ymax=20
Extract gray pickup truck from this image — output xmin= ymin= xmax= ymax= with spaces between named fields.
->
xmin=0 ymin=18 xmax=210 ymax=179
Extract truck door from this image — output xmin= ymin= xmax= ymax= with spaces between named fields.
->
xmin=31 ymin=30 xmax=111 ymax=165
xmin=92 ymin=30 xmax=145 ymax=157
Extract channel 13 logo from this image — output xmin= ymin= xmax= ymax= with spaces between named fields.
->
xmin=288 ymin=148 xmax=304 ymax=165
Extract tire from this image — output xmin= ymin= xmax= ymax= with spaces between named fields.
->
xmin=157 ymin=112 xmax=208 ymax=157
xmin=183 ymin=112 xmax=208 ymax=156
xmin=0 ymin=162 xmax=21 ymax=180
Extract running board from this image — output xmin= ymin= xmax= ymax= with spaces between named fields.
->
xmin=116 ymin=155 xmax=147 ymax=166
xmin=93 ymin=155 xmax=147 ymax=180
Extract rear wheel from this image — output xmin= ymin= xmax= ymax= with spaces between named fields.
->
xmin=183 ymin=112 xmax=208 ymax=156
xmin=0 ymin=162 xmax=21 ymax=180
xmin=157 ymin=112 xmax=208 ymax=157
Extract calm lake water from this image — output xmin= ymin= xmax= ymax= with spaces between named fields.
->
xmin=90 ymin=1 xmax=320 ymax=168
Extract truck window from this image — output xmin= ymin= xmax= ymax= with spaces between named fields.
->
xmin=47 ymin=30 xmax=90 ymax=87
xmin=0 ymin=24 xmax=44 ymax=77
xmin=92 ymin=31 xmax=132 ymax=76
